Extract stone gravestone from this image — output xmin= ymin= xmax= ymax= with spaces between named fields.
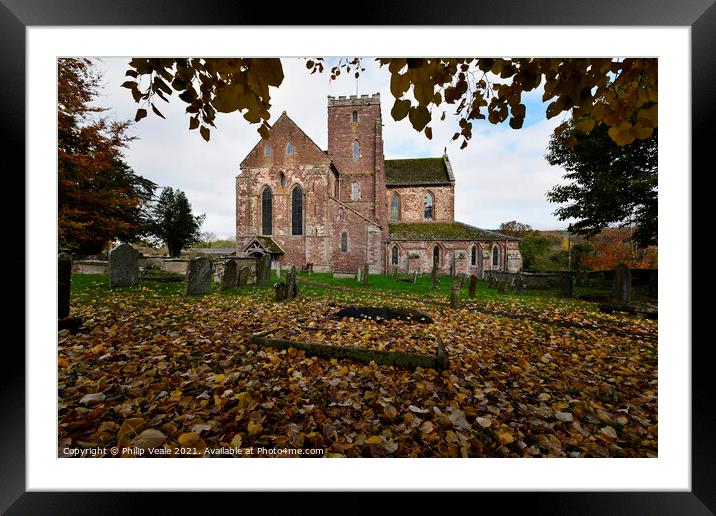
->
xmin=449 ymin=259 xmax=456 ymax=278
xmin=496 ymin=280 xmax=507 ymax=294
xmin=286 ymin=266 xmax=299 ymax=300
xmin=431 ymin=262 xmax=440 ymax=289
xmin=450 ymin=277 xmax=461 ymax=308
xmin=411 ymin=271 xmax=418 ymax=284
xmin=513 ymin=271 xmax=525 ymax=295
xmin=468 ymin=274 xmax=478 ymax=298
xmin=362 ymin=263 xmax=370 ymax=286
xmin=559 ymin=272 xmax=573 ymax=298
xmin=456 ymin=272 xmax=466 ymax=289
xmin=58 ymin=253 xmax=72 ymax=319
xmin=220 ymin=259 xmax=237 ymax=291
xmin=274 ymin=282 xmax=287 ymax=301
xmin=108 ymin=243 xmax=139 ymax=287
xmin=257 ymin=254 xmax=272 ymax=286
xmin=611 ymin=264 xmax=631 ymax=305
xmin=185 ymin=256 xmax=211 ymax=295
xmin=355 ymin=267 xmax=362 ymax=282
xmin=238 ymin=266 xmax=249 ymax=287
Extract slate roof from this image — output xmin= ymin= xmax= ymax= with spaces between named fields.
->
xmin=389 ymin=222 xmax=520 ymax=241
xmin=384 ymin=156 xmax=454 ymax=186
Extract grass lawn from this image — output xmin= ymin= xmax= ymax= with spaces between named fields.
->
xmin=60 ymin=273 xmax=657 ymax=458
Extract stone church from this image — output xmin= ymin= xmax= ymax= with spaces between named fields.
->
xmin=236 ymin=93 xmax=522 ymax=275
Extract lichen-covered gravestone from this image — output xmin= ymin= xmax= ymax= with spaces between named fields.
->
xmin=450 ymin=277 xmax=461 ymax=308
xmin=468 ymin=274 xmax=478 ymax=298
xmin=108 ymin=243 xmax=139 ymax=287
xmin=559 ymin=273 xmax=573 ymax=298
xmin=513 ymin=271 xmax=525 ymax=295
xmin=185 ymin=256 xmax=212 ymax=295
xmin=431 ymin=262 xmax=440 ymax=289
xmin=220 ymin=259 xmax=237 ymax=291
xmin=362 ymin=263 xmax=369 ymax=285
xmin=58 ymin=252 xmax=72 ymax=319
xmin=257 ymin=254 xmax=271 ymax=286
xmin=611 ymin=264 xmax=631 ymax=305
xmin=238 ymin=266 xmax=249 ymax=287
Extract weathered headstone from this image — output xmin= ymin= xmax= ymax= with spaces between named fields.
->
xmin=220 ymin=259 xmax=237 ymax=291
xmin=274 ymin=282 xmax=287 ymax=301
xmin=362 ymin=263 xmax=369 ymax=286
xmin=108 ymin=243 xmax=139 ymax=287
xmin=58 ymin=253 xmax=72 ymax=319
xmin=185 ymin=256 xmax=211 ymax=295
xmin=431 ymin=262 xmax=440 ymax=289
xmin=449 ymin=259 xmax=456 ymax=278
xmin=286 ymin=266 xmax=299 ymax=300
xmin=450 ymin=278 xmax=461 ymax=308
xmin=559 ymin=272 xmax=573 ymax=298
xmin=513 ymin=271 xmax=525 ymax=295
xmin=355 ymin=267 xmax=362 ymax=282
xmin=456 ymin=272 xmax=466 ymax=289
xmin=411 ymin=271 xmax=418 ymax=284
xmin=611 ymin=264 xmax=631 ymax=305
xmin=468 ymin=274 xmax=478 ymax=298
xmin=238 ymin=266 xmax=249 ymax=287
xmin=257 ymin=254 xmax=272 ymax=286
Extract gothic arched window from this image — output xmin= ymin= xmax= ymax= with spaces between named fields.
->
xmin=471 ymin=245 xmax=477 ymax=266
xmin=291 ymin=185 xmax=303 ymax=235
xmin=433 ymin=245 xmax=440 ymax=266
xmin=338 ymin=208 xmax=344 ymax=221
xmin=390 ymin=193 xmax=400 ymax=221
xmin=352 ymin=110 xmax=358 ymax=123
xmin=263 ymin=143 xmax=272 ymax=156
xmin=424 ymin=192 xmax=434 ymax=220
xmin=279 ymin=172 xmax=286 ymax=187
xmin=286 ymin=141 xmax=294 ymax=155
xmin=353 ymin=141 xmax=360 ymax=161
xmin=391 ymin=246 xmax=399 ymax=266
xmin=261 ymin=187 xmax=273 ymax=235
xmin=492 ymin=245 xmax=499 ymax=267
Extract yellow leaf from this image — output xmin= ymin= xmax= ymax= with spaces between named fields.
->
xmin=248 ymin=421 xmax=263 ymax=437
xmin=214 ymin=374 xmax=226 ymax=383
xmin=365 ymin=435 xmax=382 ymax=445
xmin=230 ymin=434 xmax=243 ymax=448
xmin=420 ymin=421 xmax=434 ymax=434
xmin=178 ymin=432 xmax=199 ymax=446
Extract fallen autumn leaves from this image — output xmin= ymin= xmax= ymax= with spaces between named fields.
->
xmin=58 ymin=277 xmax=657 ymax=458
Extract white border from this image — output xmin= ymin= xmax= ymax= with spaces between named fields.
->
xmin=28 ymin=27 xmax=690 ymax=491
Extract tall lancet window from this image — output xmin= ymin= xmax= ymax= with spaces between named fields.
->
xmin=291 ymin=185 xmax=303 ymax=235
xmin=424 ymin=192 xmax=434 ymax=220
xmin=261 ymin=187 xmax=273 ymax=235
xmin=390 ymin=193 xmax=400 ymax=221
xmin=353 ymin=141 xmax=360 ymax=161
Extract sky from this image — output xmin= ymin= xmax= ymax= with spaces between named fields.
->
xmin=93 ymin=57 xmax=575 ymax=239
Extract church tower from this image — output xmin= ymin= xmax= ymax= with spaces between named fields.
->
xmin=327 ymin=94 xmax=386 ymax=225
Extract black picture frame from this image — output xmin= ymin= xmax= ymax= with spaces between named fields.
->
xmin=4 ymin=1 xmax=711 ymax=513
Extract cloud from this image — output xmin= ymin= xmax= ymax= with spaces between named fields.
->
xmin=95 ymin=57 xmax=574 ymax=238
